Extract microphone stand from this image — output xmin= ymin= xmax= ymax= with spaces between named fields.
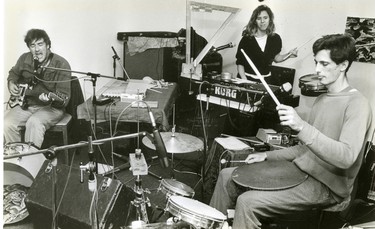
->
xmin=112 ymin=50 xmax=117 ymax=77
xmin=42 ymin=66 xmax=122 ymax=134
xmin=102 ymin=100 xmax=170 ymax=179
xmin=42 ymin=148 xmax=59 ymax=229
xmin=4 ymin=132 xmax=147 ymax=160
xmin=111 ymin=46 xmax=131 ymax=81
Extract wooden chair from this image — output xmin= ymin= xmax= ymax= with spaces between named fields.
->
xmin=18 ymin=113 xmax=72 ymax=164
xmin=18 ymin=76 xmax=87 ymax=164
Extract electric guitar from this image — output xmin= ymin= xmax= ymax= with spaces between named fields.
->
xmin=8 ymin=84 xmax=68 ymax=109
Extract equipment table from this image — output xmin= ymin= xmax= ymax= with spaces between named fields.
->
xmin=77 ymin=79 xmax=178 ymax=130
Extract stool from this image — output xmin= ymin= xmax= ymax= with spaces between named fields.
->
xmin=18 ymin=113 xmax=72 ymax=164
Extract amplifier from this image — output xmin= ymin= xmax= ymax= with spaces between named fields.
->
xmin=25 ymin=161 xmax=135 ymax=229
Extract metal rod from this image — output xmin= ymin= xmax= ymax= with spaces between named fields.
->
xmin=42 ymin=66 xmax=116 ymax=80
xmin=4 ymin=132 xmax=147 ymax=160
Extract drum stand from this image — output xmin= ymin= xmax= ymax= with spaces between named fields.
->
xmin=125 ymin=151 xmax=152 ymax=226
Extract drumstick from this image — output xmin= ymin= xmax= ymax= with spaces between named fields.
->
xmin=356 ymin=42 xmax=375 ymax=47
xmin=241 ymin=49 xmax=281 ymax=106
xmin=283 ymin=36 xmax=316 ymax=60
xmin=220 ymin=159 xmax=246 ymax=164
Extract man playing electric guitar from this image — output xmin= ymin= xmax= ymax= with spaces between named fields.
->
xmin=4 ymin=29 xmax=72 ymax=148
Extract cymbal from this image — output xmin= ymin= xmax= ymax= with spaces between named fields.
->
xmin=142 ymin=132 xmax=203 ymax=154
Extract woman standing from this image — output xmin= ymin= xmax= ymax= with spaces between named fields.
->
xmin=236 ymin=5 xmax=297 ymax=81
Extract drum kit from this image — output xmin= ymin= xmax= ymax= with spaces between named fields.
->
xmin=139 ymin=130 xmax=227 ymax=228
xmin=3 ymin=142 xmax=46 ymax=224
xmin=299 ymin=74 xmax=327 ymax=96
xmin=2 ymin=130 xmax=227 ymax=228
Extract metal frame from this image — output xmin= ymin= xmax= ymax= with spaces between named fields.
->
xmin=182 ymin=0 xmax=240 ymax=80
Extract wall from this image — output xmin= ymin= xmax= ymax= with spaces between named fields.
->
xmin=2 ymin=0 xmax=375 ymax=140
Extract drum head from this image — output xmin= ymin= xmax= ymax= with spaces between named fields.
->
xmin=161 ymin=179 xmax=195 ymax=197
xmin=4 ymin=143 xmax=45 ymax=187
xmin=167 ymin=196 xmax=226 ymax=228
xmin=232 ymin=161 xmax=308 ymax=190
xmin=299 ymin=74 xmax=327 ymax=97
xmin=3 ymin=143 xmax=45 ymax=224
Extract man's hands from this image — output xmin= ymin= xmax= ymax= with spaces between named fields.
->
xmin=8 ymin=81 xmax=20 ymax=96
xmin=38 ymin=93 xmax=51 ymax=102
xmin=277 ymin=104 xmax=304 ymax=132
xmin=245 ymin=153 xmax=267 ymax=164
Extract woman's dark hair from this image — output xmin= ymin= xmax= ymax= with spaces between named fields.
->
xmin=243 ymin=5 xmax=275 ymax=36
xmin=313 ymin=34 xmax=356 ymax=73
xmin=24 ymin=29 xmax=51 ymax=48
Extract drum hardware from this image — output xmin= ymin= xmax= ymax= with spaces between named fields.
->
xmin=142 ymin=104 xmax=204 ymax=179
xmin=125 ymin=150 xmax=154 ymax=225
xmin=299 ymin=74 xmax=327 ymax=96
xmin=142 ymin=130 xmax=204 ymax=179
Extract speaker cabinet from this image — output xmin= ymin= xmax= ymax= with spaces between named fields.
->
xmin=123 ymin=45 xmax=179 ymax=82
xmin=25 ymin=161 xmax=135 ymax=229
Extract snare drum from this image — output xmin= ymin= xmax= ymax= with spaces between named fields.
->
xmin=4 ymin=142 xmax=45 ymax=187
xmin=299 ymin=74 xmax=327 ymax=96
xmin=158 ymin=179 xmax=195 ymax=199
xmin=166 ymin=196 xmax=226 ymax=229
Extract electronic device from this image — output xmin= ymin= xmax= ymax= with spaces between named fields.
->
xmin=256 ymin=128 xmax=282 ymax=145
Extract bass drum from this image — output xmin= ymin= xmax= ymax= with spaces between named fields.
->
xmin=4 ymin=142 xmax=45 ymax=187
xmin=299 ymin=74 xmax=327 ymax=96
xmin=4 ymin=142 xmax=46 ymax=224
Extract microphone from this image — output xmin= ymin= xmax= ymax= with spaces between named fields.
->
xmin=147 ymin=107 xmax=169 ymax=168
xmin=254 ymin=82 xmax=292 ymax=106
xmin=211 ymin=42 xmax=236 ymax=52
xmin=33 ymin=56 xmax=39 ymax=72
xmin=111 ymin=46 xmax=120 ymax=60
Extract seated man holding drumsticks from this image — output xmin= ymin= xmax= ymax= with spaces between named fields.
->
xmin=210 ymin=34 xmax=373 ymax=229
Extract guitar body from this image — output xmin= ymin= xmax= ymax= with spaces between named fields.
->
xmin=8 ymin=84 xmax=30 ymax=109
xmin=8 ymin=84 xmax=67 ymax=109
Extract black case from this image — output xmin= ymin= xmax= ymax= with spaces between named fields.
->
xmin=25 ymin=161 xmax=135 ymax=229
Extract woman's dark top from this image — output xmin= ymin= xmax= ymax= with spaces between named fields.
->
xmin=236 ymin=33 xmax=282 ymax=77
